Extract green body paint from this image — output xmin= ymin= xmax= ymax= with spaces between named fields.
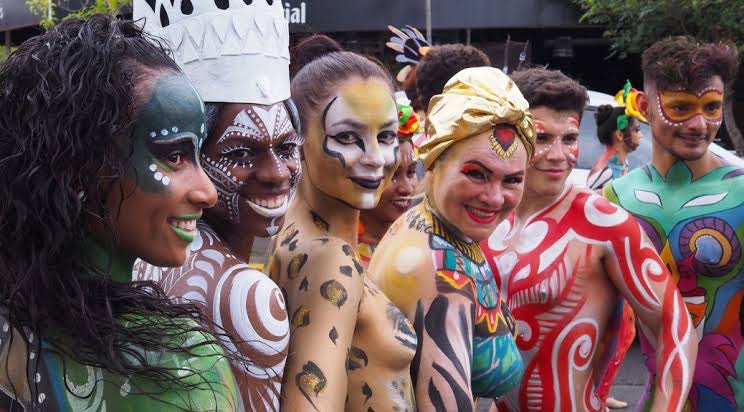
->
xmin=606 ymin=161 xmax=744 ymax=411
xmin=0 ymin=237 xmax=239 ymax=411
xmin=129 ymin=73 xmax=207 ymax=193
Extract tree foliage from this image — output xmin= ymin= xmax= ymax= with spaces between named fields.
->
xmin=25 ymin=0 xmax=131 ymax=29
xmin=574 ymin=0 xmax=744 ymax=58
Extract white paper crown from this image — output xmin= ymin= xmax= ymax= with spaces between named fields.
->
xmin=134 ymin=0 xmax=290 ymax=104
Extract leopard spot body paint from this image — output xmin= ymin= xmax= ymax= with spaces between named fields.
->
xmin=295 ymin=361 xmax=327 ymax=411
xmin=320 ymin=279 xmax=349 ymax=308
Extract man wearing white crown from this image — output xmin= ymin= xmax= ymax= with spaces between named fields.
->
xmin=133 ymin=1 xmax=300 ymax=411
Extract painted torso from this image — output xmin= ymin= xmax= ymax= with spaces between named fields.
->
xmin=481 ymin=184 xmax=691 ymax=411
xmin=587 ymin=148 xmax=628 ymax=191
xmin=133 ymin=222 xmax=289 ymax=412
xmin=606 ymin=162 xmax=744 ymax=411
xmin=370 ymin=202 xmax=523 ymax=404
xmin=270 ymin=206 xmax=417 ymax=411
xmin=0 ymin=313 xmax=237 ymax=411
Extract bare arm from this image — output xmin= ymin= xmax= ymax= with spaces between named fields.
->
xmin=409 ymin=291 xmax=475 ymax=412
xmin=601 ymin=201 xmax=697 ymax=412
xmin=279 ymin=244 xmax=364 ymax=411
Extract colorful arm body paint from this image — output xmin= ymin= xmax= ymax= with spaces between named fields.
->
xmin=482 ymin=185 xmax=695 ymax=412
xmin=370 ymin=203 xmax=523 ymax=411
xmin=606 ymin=161 xmax=744 ymax=411
xmin=133 ymin=222 xmax=289 ymax=412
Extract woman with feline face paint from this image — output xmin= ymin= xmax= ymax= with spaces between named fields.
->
xmin=368 ymin=67 xmax=534 ymax=411
xmin=270 ymin=50 xmax=418 ymax=411
xmin=133 ymin=2 xmax=297 ymax=410
xmin=0 ymin=15 xmax=240 ymax=411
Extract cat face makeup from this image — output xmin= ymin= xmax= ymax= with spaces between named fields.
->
xmin=304 ymin=77 xmax=399 ymax=210
xmin=201 ymin=102 xmax=302 ymax=237
xmin=657 ymin=88 xmax=723 ymax=126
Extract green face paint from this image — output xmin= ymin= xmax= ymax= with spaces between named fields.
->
xmin=128 ymin=72 xmax=207 ymax=193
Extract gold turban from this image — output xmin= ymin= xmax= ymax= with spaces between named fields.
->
xmin=419 ymin=67 xmax=536 ymax=169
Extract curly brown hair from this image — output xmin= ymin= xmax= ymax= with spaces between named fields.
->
xmin=415 ymin=44 xmax=491 ymax=112
xmin=641 ymin=36 xmax=739 ymax=91
xmin=510 ymin=67 xmax=588 ymax=116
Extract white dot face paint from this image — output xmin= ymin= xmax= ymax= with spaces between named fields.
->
xmin=201 ymin=102 xmax=302 ymax=237
xmin=646 ymin=78 xmax=725 ymax=162
xmin=526 ymin=107 xmax=581 ymax=198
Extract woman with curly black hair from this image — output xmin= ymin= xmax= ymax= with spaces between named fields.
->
xmin=0 ymin=14 xmax=240 ymax=411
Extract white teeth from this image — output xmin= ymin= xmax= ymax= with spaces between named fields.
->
xmin=245 ymin=194 xmax=289 ymax=218
xmin=392 ymin=200 xmax=410 ymax=208
xmin=170 ymin=219 xmax=197 ymax=232
xmin=468 ymin=207 xmax=495 ymax=218
xmin=248 ymin=194 xmax=288 ymax=209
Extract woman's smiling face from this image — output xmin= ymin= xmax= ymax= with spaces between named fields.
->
xmin=98 ymin=71 xmax=217 ymax=267
xmin=429 ymin=128 xmax=528 ymax=242
xmin=200 ymin=102 xmax=302 ymax=237
xmin=303 ymin=76 xmax=400 ymax=209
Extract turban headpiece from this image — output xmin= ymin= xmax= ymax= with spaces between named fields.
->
xmin=419 ymin=67 xmax=535 ymax=169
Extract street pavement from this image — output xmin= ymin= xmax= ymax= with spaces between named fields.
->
xmin=476 ymin=339 xmax=647 ymax=411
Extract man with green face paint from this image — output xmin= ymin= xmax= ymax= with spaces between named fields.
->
xmin=605 ymin=36 xmax=744 ymax=411
xmin=0 ymin=15 xmax=240 ymax=412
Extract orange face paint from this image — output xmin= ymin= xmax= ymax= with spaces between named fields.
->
xmin=657 ymin=88 xmax=723 ymax=125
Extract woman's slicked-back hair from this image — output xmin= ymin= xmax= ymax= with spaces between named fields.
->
xmin=291 ymin=51 xmax=395 ymax=129
xmin=289 ymin=33 xmax=344 ymax=79
xmin=0 ymin=14 xmax=239 ymax=405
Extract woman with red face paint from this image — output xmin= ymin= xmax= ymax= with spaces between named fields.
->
xmin=0 ymin=15 xmax=240 ymax=411
xmin=368 ymin=67 xmax=535 ymax=411
xmin=358 ymin=103 xmax=421 ymax=268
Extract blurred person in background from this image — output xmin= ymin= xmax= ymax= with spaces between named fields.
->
xmin=587 ymin=81 xmax=646 ymax=191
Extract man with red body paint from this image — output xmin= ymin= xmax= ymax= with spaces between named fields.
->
xmin=480 ymin=67 xmax=697 ymax=412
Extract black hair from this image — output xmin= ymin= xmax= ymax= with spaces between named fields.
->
xmin=0 ymin=14 xmax=238 ymax=408
xmin=415 ymin=44 xmax=491 ymax=111
xmin=595 ymin=104 xmax=635 ymax=146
